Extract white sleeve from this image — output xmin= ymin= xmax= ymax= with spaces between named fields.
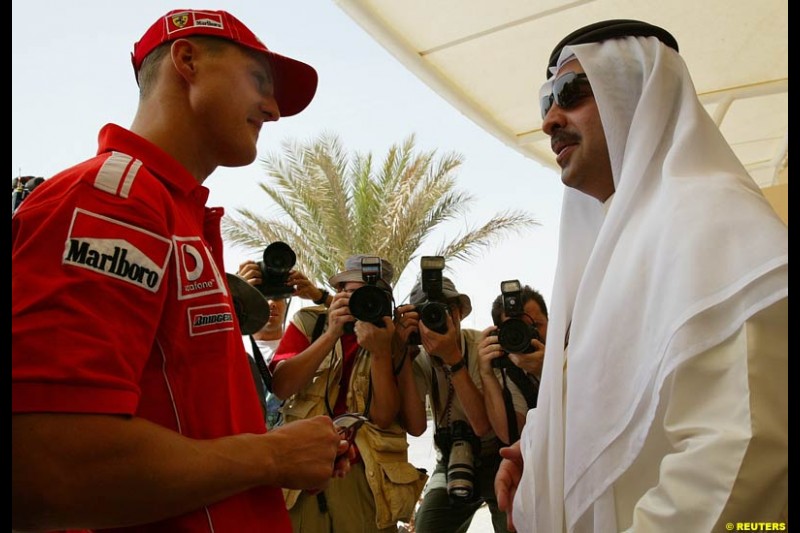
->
xmin=242 ymin=335 xmax=254 ymax=357
xmin=619 ymin=298 xmax=788 ymax=532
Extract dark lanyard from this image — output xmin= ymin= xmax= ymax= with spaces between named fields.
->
xmin=323 ymin=343 xmax=373 ymax=419
xmin=432 ymin=335 xmax=467 ymax=429
xmin=250 ymin=336 xmax=272 ymax=392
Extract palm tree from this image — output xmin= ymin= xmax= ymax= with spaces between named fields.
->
xmin=222 ymin=132 xmax=538 ymax=289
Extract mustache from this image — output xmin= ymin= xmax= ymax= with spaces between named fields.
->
xmin=550 ymin=130 xmax=581 ymax=150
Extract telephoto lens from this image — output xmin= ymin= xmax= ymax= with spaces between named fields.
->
xmin=447 ymin=439 xmax=476 ymax=501
xmin=446 ymin=420 xmax=477 ymax=502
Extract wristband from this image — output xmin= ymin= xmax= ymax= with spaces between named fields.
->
xmin=445 ymin=358 xmax=467 ymax=374
xmin=313 ymin=289 xmax=329 ymax=306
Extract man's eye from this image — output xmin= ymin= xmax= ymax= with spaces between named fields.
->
xmin=253 ymin=72 xmax=273 ymax=95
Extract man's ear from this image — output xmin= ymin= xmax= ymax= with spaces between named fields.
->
xmin=170 ymin=38 xmax=199 ymax=83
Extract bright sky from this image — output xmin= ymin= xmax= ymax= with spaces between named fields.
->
xmin=12 ymin=0 xmax=565 ymax=330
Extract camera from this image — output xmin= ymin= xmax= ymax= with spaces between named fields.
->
xmin=256 ymin=241 xmax=296 ymax=298
xmin=409 ymin=256 xmax=449 ymax=345
xmin=493 ymin=279 xmax=541 ymax=368
xmin=347 ymin=256 xmax=393 ymax=329
xmin=434 ymin=420 xmax=478 ymax=502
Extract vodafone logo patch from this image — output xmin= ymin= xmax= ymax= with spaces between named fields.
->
xmin=174 ymin=236 xmax=227 ymax=300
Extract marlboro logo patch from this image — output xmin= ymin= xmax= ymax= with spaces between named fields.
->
xmin=63 ymin=208 xmax=172 ymax=292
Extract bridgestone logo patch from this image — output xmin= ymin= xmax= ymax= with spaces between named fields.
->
xmin=189 ymin=303 xmax=236 ymax=336
xmin=64 ymin=209 xmax=172 ymax=292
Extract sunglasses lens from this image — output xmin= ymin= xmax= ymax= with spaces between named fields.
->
xmin=540 ymin=94 xmax=554 ymax=119
xmin=540 ymin=72 xmax=591 ymax=119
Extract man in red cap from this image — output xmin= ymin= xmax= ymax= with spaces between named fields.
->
xmin=12 ymin=9 xmax=351 ymax=533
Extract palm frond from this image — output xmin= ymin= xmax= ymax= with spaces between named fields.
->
xmin=222 ymin=132 xmax=539 ymax=286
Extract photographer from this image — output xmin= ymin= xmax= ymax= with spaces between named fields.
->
xmin=396 ymin=275 xmax=511 ymax=533
xmin=269 ymin=254 xmax=427 ymax=532
xmin=11 ymin=175 xmax=45 ymax=215
xmin=478 ymin=284 xmax=548 ymax=445
xmin=237 ymin=258 xmax=331 ymax=428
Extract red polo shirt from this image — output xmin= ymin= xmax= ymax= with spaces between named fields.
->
xmin=12 ymin=124 xmax=291 ymax=533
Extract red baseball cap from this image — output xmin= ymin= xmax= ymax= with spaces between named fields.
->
xmin=132 ymin=9 xmax=318 ymax=117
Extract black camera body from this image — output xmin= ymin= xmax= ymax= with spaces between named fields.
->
xmin=348 ymin=256 xmax=393 ymax=329
xmin=493 ymin=279 xmax=541 ymax=367
xmin=434 ymin=420 xmax=479 ymax=503
xmin=256 ymin=241 xmax=297 ymax=298
xmin=409 ymin=256 xmax=449 ymax=345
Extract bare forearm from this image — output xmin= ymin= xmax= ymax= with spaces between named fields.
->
xmin=272 ymin=331 xmax=338 ymax=399
xmin=481 ymin=370 xmax=512 ymax=444
xmin=368 ymin=352 xmax=400 ymax=428
xmin=451 ymin=370 xmax=491 ymax=436
xmin=13 ymin=414 xmax=267 ymax=531
xmin=397 ymin=360 xmax=427 ymax=436
xmin=13 ymin=413 xmax=342 ymax=532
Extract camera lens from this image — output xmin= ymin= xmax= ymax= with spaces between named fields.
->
xmin=349 ymin=285 xmax=392 ymax=325
xmin=262 ymin=241 xmax=296 ymax=273
xmin=498 ymin=318 xmax=537 ymax=354
xmin=445 ymin=420 xmax=476 ymax=502
xmin=447 ymin=439 xmax=475 ymax=501
xmin=256 ymin=241 xmax=297 ymax=298
xmin=419 ymin=302 xmax=449 ymax=334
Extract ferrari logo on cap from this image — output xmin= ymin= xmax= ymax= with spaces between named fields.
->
xmin=165 ymin=11 xmax=224 ymax=35
xmin=170 ymin=14 xmax=189 ymax=29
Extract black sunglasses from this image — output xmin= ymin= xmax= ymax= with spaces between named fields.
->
xmin=540 ymin=72 xmax=592 ymax=119
xmin=333 ymin=412 xmax=368 ymax=460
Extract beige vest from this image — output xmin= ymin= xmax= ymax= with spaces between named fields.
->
xmin=281 ymin=307 xmax=428 ymax=528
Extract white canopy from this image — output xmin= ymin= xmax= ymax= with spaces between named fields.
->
xmin=334 ymin=0 xmax=788 ymax=191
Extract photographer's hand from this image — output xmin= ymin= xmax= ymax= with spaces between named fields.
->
xmin=477 ymin=326 xmax=503 ymax=377
xmin=288 ymin=270 xmax=327 ymax=304
xmin=237 ymin=260 xmax=263 ymax=288
xmin=420 ymin=313 xmax=461 ymax=366
xmin=508 ymin=339 xmax=545 ymax=378
xmin=324 ymin=291 xmax=353 ymax=338
xmin=393 ymin=304 xmax=419 ymax=352
xmin=356 ymin=317 xmax=401 ymax=429
xmin=354 ymin=317 xmax=394 ymax=358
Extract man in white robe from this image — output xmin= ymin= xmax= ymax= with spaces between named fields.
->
xmin=495 ymin=19 xmax=788 ymax=533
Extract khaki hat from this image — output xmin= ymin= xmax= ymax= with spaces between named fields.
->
xmin=329 ymin=255 xmax=394 ymax=291
xmin=409 ymin=276 xmax=472 ymax=320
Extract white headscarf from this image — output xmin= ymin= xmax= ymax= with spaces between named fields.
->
xmin=513 ymin=36 xmax=788 ymax=533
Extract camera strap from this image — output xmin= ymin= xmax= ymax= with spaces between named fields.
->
xmin=250 ymin=336 xmax=273 ymax=393
xmin=432 ymin=336 xmax=468 ymax=430
xmin=320 ymin=321 xmax=373 ymax=420
xmin=499 ymin=366 xmax=540 ymax=443
xmin=500 ymin=371 xmax=520 ymax=444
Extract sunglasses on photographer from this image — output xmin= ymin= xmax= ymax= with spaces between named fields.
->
xmin=540 ymin=72 xmax=593 ymax=119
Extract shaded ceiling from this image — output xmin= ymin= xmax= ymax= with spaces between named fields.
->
xmin=334 ymin=0 xmax=788 ymax=190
